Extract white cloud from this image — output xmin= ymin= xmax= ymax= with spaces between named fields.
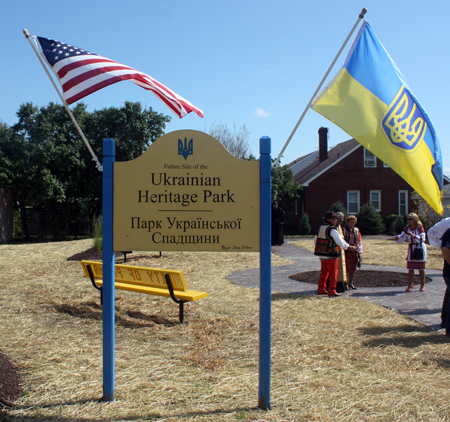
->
xmin=254 ymin=108 xmax=271 ymax=118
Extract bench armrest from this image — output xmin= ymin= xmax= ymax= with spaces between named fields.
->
xmin=86 ymin=264 xmax=102 ymax=291
xmin=164 ymin=274 xmax=186 ymax=304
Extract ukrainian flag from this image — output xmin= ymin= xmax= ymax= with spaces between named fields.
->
xmin=312 ymin=21 xmax=444 ymax=214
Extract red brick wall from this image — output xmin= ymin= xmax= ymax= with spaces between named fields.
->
xmin=302 ymin=146 xmax=413 ymax=231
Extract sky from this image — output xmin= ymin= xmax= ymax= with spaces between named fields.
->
xmin=2 ymin=0 xmax=449 ymax=174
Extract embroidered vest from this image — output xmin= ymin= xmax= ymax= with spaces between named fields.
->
xmin=343 ymin=227 xmax=360 ymax=245
xmin=314 ymin=224 xmax=340 ymax=257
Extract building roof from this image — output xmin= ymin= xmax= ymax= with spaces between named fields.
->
xmin=292 ymin=137 xmax=450 ymax=189
xmin=287 ymin=151 xmax=319 ymax=175
xmin=293 ymin=139 xmax=360 ymax=186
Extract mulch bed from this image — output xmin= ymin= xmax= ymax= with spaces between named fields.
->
xmin=289 ymin=270 xmax=432 ymax=287
xmin=0 ymin=350 xmax=22 ymax=414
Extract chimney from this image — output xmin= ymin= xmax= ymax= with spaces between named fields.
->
xmin=318 ymin=127 xmax=328 ymax=162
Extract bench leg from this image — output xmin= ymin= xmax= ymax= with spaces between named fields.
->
xmin=86 ymin=264 xmax=103 ymax=306
xmin=164 ymin=273 xmax=187 ymax=323
xmin=179 ymin=301 xmax=184 ymax=324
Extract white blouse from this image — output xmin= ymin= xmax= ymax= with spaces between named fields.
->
xmin=396 ymin=227 xmax=427 ymax=262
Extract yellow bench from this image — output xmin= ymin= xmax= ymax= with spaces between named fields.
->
xmin=80 ymin=260 xmax=207 ymax=323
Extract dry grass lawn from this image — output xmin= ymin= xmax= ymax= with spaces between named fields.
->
xmin=291 ymin=236 xmax=445 ymax=270
xmin=1 ymin=238 xmax=450 ymax=421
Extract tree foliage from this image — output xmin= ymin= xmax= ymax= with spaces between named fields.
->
xmin=208 ymin=121 xmax=251 ymax=160
xmin=329 ymin=201 xmax=347 ymax=218
xmin=356 ymin=202 xmax=386 ymax=235
xmin=298 ymin=213 xmax=311 ymax=235
xmin=394 ymin=215 xmax=407 ymax=234
xmin=271 ymin=164 xmax=303 ymax=209
xmin=0 ymin=101 xmax=170 ymax=238
xmin=411 ymin=190 xmax=450 ymax=232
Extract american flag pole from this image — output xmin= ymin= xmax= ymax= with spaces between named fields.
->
xmin=23 ymin=29 xmax=103 ymax=172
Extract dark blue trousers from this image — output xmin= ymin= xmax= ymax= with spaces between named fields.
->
xmin=442 ymin=276 xmax=450 ymax=335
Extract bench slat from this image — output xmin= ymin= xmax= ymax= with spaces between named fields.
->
xmin=93 ymin=279 xmax=208 ymax=301
xmin=81 ymin=260 xmax=188 ymax=291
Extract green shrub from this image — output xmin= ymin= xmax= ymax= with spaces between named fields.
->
xmin=383 ymin=214 xmax=398 ymax=235
xmin=13 ymin=210 xmax=24 ymax=239
xmin=356 ymin=203 xmax=385 ymax=235
xmin=329 ymin=201 xmax=347 ymax=219
xmin=394 ymin=215 xmax=407 ymax=234
xmin=92 ymin=215 xmax=103 ymax=251
xmin=298 ymin=213 xmax=311 ymax=235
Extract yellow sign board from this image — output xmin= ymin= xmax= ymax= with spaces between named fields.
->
xmin=114 ymin=130 xmax=260 ymax=252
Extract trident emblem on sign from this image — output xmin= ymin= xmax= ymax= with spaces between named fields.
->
xmin=178 ymin=138 xmax=193 ymax=160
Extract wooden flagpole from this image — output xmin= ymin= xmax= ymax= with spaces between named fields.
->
xmin=273 ymin=7 xmax=367 ymax=167
xmin=23 ymin=29 xmax=103 ymax=172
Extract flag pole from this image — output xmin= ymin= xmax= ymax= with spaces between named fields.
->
xmin=273 ymin=7 xmax=367 ymax=167
xmin=23 ymin=29 xmax=103 ymax=172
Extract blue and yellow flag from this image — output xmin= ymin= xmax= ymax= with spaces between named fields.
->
xmin=312 ymin=21 xmax=443 ymax=214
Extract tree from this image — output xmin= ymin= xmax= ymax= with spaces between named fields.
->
xmin=270 ymin=164 xmax=304 ymax=235
xmin=208 ymin=121 xmax=251 ymax=159
xmin=356 ymin=202 xmax=386 ymax=235
xmin=394 ymin=215 xmax=407 ymax=234
xmin=271 ymin=164 xmax=303 ymax=208
xmin=298 ymin=213 xmax=311 ymax=235
xmin=411 ymin=190 xmax=450 ymax=232
xmin=0 ymin=101 xmax=170 ymax=239
xmin=329 ymin=201 xmax=347 ymax=219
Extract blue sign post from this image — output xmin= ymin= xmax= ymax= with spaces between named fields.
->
xmin=259 ymin=136 xmax=271 ymax=410
xmin=103 ymin=138 xmax=116 ymax=401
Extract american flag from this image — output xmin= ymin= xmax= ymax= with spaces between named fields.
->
xmin=34 ymin=36 xmax=203 ymax=119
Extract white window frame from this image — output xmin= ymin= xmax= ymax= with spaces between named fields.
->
xmin=383 ymin=162 xmax=389 ymax=168
xmin=347 ymin=190 xmax=360 ymax=214
xmin=364 ymin=148 xmax=377 ymax=168
xmin=399 ymin=190 xmax=408 ymax=215
xmin=370 ymin=190 xmax=381 ymax=211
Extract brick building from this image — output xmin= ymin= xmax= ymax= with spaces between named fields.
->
xmin=288 ymin=127 xmax=434 ymax=232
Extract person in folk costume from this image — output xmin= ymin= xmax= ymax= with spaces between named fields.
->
xmin=271 ymin=201 xmax=285 ymax=246
xmin=314 ymin=211 xmax=356 ymax=297
xmin=394 ymin=212 xmax=427 ymax=292
xmin=343 ymin=215 xmax=363 ymax=289
xmin=335 ymin=212 xmax=348 ymax=293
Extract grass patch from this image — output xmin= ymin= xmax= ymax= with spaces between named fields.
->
xmin=291 ymin=236 xmax=444 ymax=270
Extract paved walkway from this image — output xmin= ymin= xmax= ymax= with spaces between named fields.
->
xmin=227 ymin=241 xmax=446 ymax=332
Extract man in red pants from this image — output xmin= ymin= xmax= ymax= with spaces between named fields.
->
xmin=314 ymin=211 xmax=356 ymax=297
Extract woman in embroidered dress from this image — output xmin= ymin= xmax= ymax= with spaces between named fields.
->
xmin=394 ymin=212 xmax=427 ymax=292
xmin=343 ymin=215 xmax=363 ymax=290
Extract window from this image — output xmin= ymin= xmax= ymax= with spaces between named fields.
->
xmin=364 ymin=148 xmax=377 ymax=167
xmin=399 ymin=190 xmax=408 ymax=215
xmin=383 ymin=162 xmax=389 ymax=168
xmin=347 ymin=191 xmax=360 ymax=214
xmin=370 ymin=190 xmax=381 ymax=211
